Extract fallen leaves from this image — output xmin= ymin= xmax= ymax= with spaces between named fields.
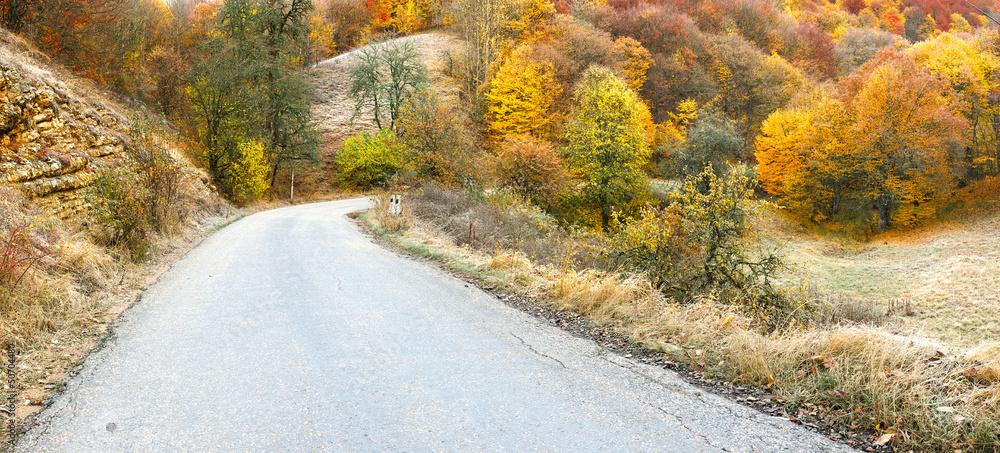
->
xmin=874 ymin=432 xmax=895 ymax=446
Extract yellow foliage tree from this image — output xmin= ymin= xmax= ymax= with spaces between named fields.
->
xmin=486 ymin=44 xmax=562 ymax=140
xmin=910 ymin=33 xmax=1000 ymax=177
xmin=505 ymin=0 xmax=556 ymax=42
xmin=305 ymin=12 xmax=337 ymax=65
xmin=230 ymin=140 xmax=270 ymax=205
xmin=757 ymin=51 xmax=967 ymax=233
xmin=394 ymin=0 xmax=425 ymax=34
xmin=564 ymin=66 xmax=651 ymax=231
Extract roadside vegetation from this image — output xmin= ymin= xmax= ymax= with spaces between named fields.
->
xmin=5 ymin=0 xmax=1000 ymax=450
xmin=363 ymin=186 xmax=1000 ymax=452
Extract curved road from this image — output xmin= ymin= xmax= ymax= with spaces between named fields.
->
xmin=17 ymin=199 xmax=850 ymax=452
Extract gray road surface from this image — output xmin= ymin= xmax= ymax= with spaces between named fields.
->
xmin=16 ymin=199 xmax=852 ymax=452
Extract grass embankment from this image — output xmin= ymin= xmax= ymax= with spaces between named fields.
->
xmin=362 ymin=186 xmax=1000 ymax=452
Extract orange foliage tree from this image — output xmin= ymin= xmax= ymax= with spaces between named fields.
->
xmin=495 ymin=134 xmax=569 ymax=208
xmin=757 ymin=51 xmax=967 ymax=233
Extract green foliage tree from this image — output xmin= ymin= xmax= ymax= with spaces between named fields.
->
xmin=336 ymin=129 xmax=406 ymax=189
xmin=349 ymin=38 xmax=428 ymax=131
xmin=671 ymin=109 xmax=744 ymax=177
xmin=563 ymin=66 xmax=651 ymax=231
xmin=187 ymin=0 xmax=318 ymax=200
xmin=713 ymin=34 xmax=802 ymax=146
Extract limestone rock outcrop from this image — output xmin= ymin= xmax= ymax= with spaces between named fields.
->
xmin=0 ymin=33 xmax=143 ymax=218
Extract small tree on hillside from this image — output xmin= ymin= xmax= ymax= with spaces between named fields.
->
xmin=349 ymin=38 xmax=428 ymax=131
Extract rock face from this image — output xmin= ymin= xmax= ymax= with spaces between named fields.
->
xmin=0 ymin=36 xmax=137 ymax=218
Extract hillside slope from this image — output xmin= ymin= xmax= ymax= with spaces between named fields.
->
xmin=0 ymin=31 xmax=216 ymax=217
xmin=295 ymin=32 xmax=463 ymax=198
xmin=765 ymin=199 xmax=1000 ymax=346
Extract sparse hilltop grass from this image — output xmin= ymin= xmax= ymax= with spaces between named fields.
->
xmin=361 ymin=186 xmax=1000 ymax=452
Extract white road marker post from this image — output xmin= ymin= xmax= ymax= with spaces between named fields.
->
xmin=389 ymin=194 xmax=402 ymax=216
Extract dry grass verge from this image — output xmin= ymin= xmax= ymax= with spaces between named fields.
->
xmin=362 ymin=188 xmax=1000 ymax=452
xmin=0 ymin=183 xmax=232 ymax=446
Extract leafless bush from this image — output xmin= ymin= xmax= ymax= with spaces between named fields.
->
xmin=410 ymin=184 xmax=608 ymax=270
xmin=803 ymin=287 xmax=889 ymax=327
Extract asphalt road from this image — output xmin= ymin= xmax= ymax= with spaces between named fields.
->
xmin=16 ymin=198 xmax=852 ymax=452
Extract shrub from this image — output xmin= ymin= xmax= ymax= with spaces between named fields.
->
xmin=336 ymin=129 xmax=405 ymax=189
xmin=612 ymin=165 xmax=788 ymax=327
xmin=409 ymin=184 xmax=608 ymax=270
xmin=495 ymin=134 xmax=570 ymax=209
xmin=396 ymin=90 xmax=478 ymax=185
xmin=88 ymin=161 xmax=152 ymax=258
xmin=126 ymin=118 xmax=184 ymax=230
xmin=229 ymin=139 xmax=269 ymax=205
xmin=87 ymin=118 xmax=187 ymax=259
xmin=0 ymin=189 xmax=51 ymax=290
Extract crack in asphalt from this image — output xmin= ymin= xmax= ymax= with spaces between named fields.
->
xmin=330 ymin=273 xmax=344 ymax=293
xmin=596 ymin=354 xmax=696 ymax=397
xmin=509 ymin=333 xmax=567 ymax=369
xmin=641 ymin=398 xmax=733 ymax=453
xmin=594 ymin=356 xmax=735 ymax=451
xmin=596 ymin=354 xmax=740 ymax=452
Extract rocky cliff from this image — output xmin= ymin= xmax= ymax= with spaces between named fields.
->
xmin=0 ymin=31 xmax=191 ymax=218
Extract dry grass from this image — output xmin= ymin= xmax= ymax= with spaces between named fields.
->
xmin=363 ymin=189 xmax=1000 ymax=451
xmin=0 ymin=27 xmax=234 ymax=435
xmin=762 ymin=197 xmax=1000 ymax=347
